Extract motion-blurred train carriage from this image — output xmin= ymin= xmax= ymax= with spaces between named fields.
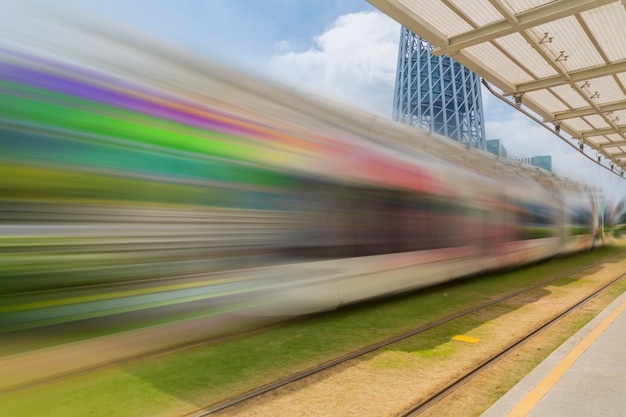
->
xmin=0 ymin=12 xmax=598 ymax=318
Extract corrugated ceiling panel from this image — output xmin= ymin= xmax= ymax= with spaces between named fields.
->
xmin=495 ymin=33 xmax=559 ymax=78
xmin=586 ymin=136 xmax=609 ymax=144
xmin=450 ymin=0 xmax=503 ymax=26
xmin=463 ymin=43 xmax=533 ymax=84
xmin=525 ymin=89 xmax=569 ymax=112
xmin=550 ymin=85 xmax=592 ymax=109
xmin=563 ymin=118 xmax=593 ymax=131
xmin=606 ymin=134 xmax=624 ymax=141
xmin=581 ymin=2 xmax=626 ymax=62
xmin=584 ymin=114 xmax=611 ymax=129
xmin=613 ymin=110 xmax=626 ymax=123
xmin=401 ymin=0 xmax=473 ymax=37
xmin=587 ymin=76 xmax=625 ymax=105
xmin=499 ymin=0 xmax=553 ymax=15
xmin=531 ymin=16 xmax=605 ymax=72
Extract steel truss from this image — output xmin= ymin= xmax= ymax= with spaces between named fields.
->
xmin=393 ymin=27 xmax=486 ymax=150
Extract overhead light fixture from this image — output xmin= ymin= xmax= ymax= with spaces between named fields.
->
xmin=554 ymin=122 xmax=560 ymax=134
xmin=513 ymin=93 xmax=523 ymax=108
xmin=555 ymin=51 xmax=568 ymax=62
xmin=540 ymin=32 xmax=553 ymax=44
xmin=579 ymin=140 xmax=584 ymax=151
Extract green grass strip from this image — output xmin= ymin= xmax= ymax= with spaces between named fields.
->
xmin=1 ymin=245 xmax=624 ymax=417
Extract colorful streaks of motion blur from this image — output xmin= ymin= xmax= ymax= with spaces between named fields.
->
xmin=0 ymin=30 xmax=444 ymax=317
xmin=0 ymin=15 xmax=594 ymax=382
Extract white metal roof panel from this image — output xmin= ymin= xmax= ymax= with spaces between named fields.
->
xmin=403 ymin=0 xmax=473 ymax=37
xmin=464 ymin=43 xmax=534 ymax=84
xmin=449 ymin=0 xmax=503 ymax=26
xmin=562 ymin=118 xmax=594 ymax=132
xmin=549 ymin=85 xmax=590 ymax=109
xmin=614 ymin=109 xmax=626 ymax=121
xmin=582 ymin=3 xmax=626 ymax=61
xmin=531 ymin=17 xmax=605 ymax=72
xmin=495 ymin=33 xmax=559 ymax=78
xmin=500 ymin=0 xmax=553 ymax=15
xmin=584 ymin=114 xmax=611 ymax=129
xmin=368 ymin=0 xmax=626 ymax=172
xmin=588 ymin=137 xmax=611 ymax=145
xmin=590 ymin=76 xmax=625 ymax=104
xmin=525 ymin=90 xmax=569 ymax=113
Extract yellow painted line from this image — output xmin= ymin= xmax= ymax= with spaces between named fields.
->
xmin=452 ymin=335 xmax=480 ymax=343
xmin=504 ymin=297 xmax=626 ymax=417
xmin=0 ymin=277 xmax=247 ymax=313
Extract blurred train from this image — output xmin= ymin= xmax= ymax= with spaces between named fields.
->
xmin=0 ymin=10 xmax=599 ymax=326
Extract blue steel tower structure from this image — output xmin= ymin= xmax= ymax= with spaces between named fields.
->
xmin=393 ymin=27 xmax=486 ymax=150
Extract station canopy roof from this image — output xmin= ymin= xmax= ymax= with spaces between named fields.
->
xmin=368 ymin=0 xmax=626 ymax=172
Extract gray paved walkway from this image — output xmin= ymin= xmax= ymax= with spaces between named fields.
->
xmin=482 ymin=290 xmax=626 ymax=417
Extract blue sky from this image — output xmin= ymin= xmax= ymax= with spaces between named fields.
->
xmin=73 ymin=0 xmax=378 ymax=68
xmin=5 ymin=0 xmax=625 ymax=199
xmin=70 ymin=0 xmax=398 ymax=117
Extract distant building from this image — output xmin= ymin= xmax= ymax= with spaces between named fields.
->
xmin=486 ymin=139 xmax=507 ymax=158
xmin=514 ymin=155 xmax=552 ymax=172
xmin=392 ymin=28 xmax=485 ymax=150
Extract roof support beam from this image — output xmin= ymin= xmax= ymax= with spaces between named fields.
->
xmin=488 ymin=0 xmax=518 ymax=24
xmin=553 ymin=100 xmax=626 ymax=121
xmin=581 ymin=127 xmax=626 ymax=138
xmin=599 ymin=140 xmax=626 ymax=149
xmin=432 ymin=0 xmax=615 ymax=56
xmin=508 ymin=59 xmax=626 ymax=94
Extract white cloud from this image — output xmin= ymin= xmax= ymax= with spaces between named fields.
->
xmin=274 ymin=40 xmax=292 ymax=53
xmin=266 ymin=11 xmax=400 ymax=118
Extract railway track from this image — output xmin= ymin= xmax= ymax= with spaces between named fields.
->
xmin=190 ymin=252 xmax=626 ymax=416
xmin=397 ymin=272 xmax=625 ymax=417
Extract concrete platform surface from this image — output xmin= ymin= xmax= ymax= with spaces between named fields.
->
xmin=481 ymin=290 xmax=626 ymax=417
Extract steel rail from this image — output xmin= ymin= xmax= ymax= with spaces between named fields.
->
xmin=191 ymin=251 xmax=626 ymax=416
xmin=398 ymin=272 xmax=625 ymax=417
